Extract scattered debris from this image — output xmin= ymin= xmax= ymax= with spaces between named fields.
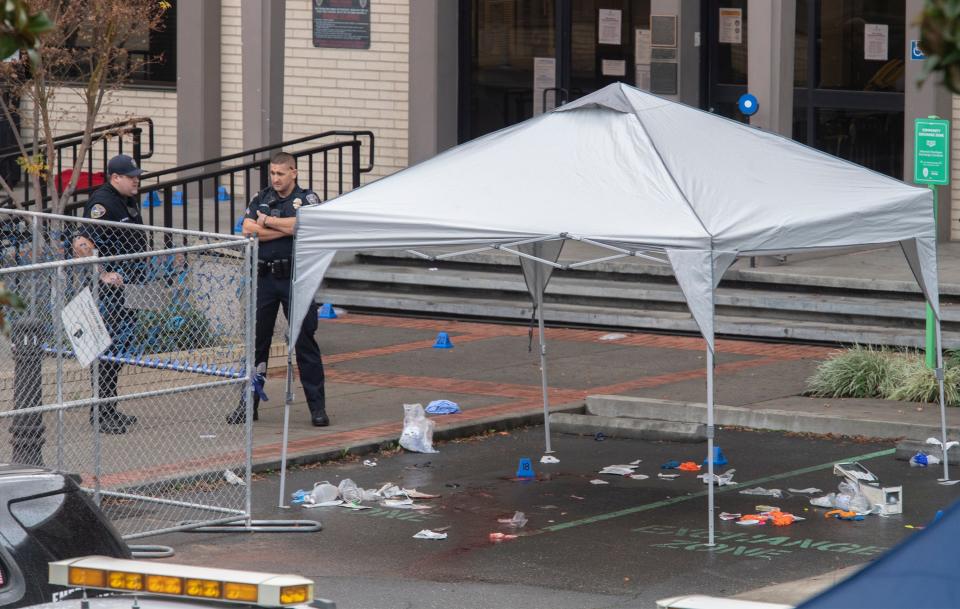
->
xmin=599 ymin=464 xmax=638 ymax=476
xmin=629 ymin=459 xmax=642 ymax=465
xmin=677 ymin=461 xmax=701 ymax=472
xmin=825 ymin=509 xmax=864 ymax=521
xmin=738 ymin=508 xmax=802 ymax=527
xmin=223 ymin=470 xmax=246 ymax=486
xmin=589 ymin=479 xmax=610 ymax=485
xmin=739 ymin=487 xmax=783 ymax=498
xmin=698 ymin=469 xmax=736 ymax=486
xmin=630 ymin=474 xmax=650 ymax=480
xmin=718 ymin=512 xmax=741 ymax=520
xmin=540 ymin=455 xmax=560 ymax=464
xmin=413 ymin=529 xmax=447 ymax=540
xmin=425 ymin=399 xmax=461 ymax=415
xmin=660 ymin=460 xmax=680 ymax=470
xmin=787 ymin=487 xmax=822 ymax=494
xmin=400 ymin=403 xmax=438 ymax=453
xmin=489 ymin=532 xmax=518 ymax=542
xmin=362 ymin=459 xmax=377 ymax=467
xmin=497 ymin=511 xmax=528 ymax=528
xmin=570 ymin=495 xmax=585 ymax=500
xmin=594 ymin=432 xmax=607 ymax=441
xmin=658 ymin=473 xmax=679 ymax=480
xmin=599 ymin=333 xmax=627 ymax=341
xmin=910 ymin=452 xmax=940 ymax=467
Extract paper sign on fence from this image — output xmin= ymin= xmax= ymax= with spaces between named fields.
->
xmin=61 ymin=287 xmax=112 ymax=367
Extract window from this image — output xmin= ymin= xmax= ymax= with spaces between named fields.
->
xmin=68 ymin=3 xmax=177 ymax=87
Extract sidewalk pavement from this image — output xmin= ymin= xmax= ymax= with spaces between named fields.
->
xmin=250 ymin=311 xmax=959 ymax=472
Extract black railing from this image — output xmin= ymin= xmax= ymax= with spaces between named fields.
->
xmin=89 ymin=130 xmax=375 ymax=235
xmin=0 ymin=117 xmax=154 ymax=210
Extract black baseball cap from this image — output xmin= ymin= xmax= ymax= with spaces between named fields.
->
xmin=107 ymin=154 xmax=144 ymax=177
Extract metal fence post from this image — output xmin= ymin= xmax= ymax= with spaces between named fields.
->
xmin=9 ymin=319 xmax=45 ymax=466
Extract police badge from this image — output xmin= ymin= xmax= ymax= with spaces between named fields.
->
xmin=90 ymin=204 xmax=107 ymax=219
xmin=293 ymin=197 xmax=303 ymax=210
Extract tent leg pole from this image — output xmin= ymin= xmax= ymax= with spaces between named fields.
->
xmin=935 ymin=319 xmax=950 ymax=482
xmin=538 ymin=306 xmax=553 ymax=454
xmin=707 ymin=346 xmax=715 ymax=546
xmin=278 ymin=354 xmax=294 ymax=508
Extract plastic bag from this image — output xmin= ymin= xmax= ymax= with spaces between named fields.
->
xmin=338 ymin=479 xmax=362 ymax=504
xmin=312 ymin=482 xmax=340 ymax=504
xmin=399 ymin=403 xmax=438 ymax=453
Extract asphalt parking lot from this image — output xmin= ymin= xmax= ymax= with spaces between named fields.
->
xmin=157 ymin=426 xmax=958 ymax=609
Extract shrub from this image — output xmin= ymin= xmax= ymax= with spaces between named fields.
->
xmin=886 ymin=356 xmax=960 ymax=407
xmin=806 ymin=346 xmax=895 ymax=398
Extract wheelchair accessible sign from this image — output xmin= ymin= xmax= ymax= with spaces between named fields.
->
xmin=914 ymin=117 xmax=949 ymax=185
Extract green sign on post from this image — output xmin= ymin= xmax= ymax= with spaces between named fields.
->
xmin=915 ymin=117 xmax=949 ymax=185
xmin=914 ymin=117 xmax=950 ymax=369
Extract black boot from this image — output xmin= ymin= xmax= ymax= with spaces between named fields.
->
xmin=90 ymin=410 xmax=128 ymax=434
xmin=311 ymin=410 xmax=329 ymax=427
xmin=226 ymin=397 xmax=259 ymax=424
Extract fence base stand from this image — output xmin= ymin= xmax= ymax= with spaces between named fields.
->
xmin=129 ymin=544 xmax=175 ymax=559
xmin=180 ymin=519 xmax=321 ymax=533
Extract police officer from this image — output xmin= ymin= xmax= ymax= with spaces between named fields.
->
xmin=226 ymin=152 xmax=328 ymax=426
xmin=71 ymin=154 xmax=147 ymax=434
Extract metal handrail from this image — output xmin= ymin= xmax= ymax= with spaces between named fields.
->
xmin=141 ymin=129 xmax=374 ymax=180
xmin=0 ymin=116 xmax=155 ymax=162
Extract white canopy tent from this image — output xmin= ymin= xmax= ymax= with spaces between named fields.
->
xmin=285 ymin=83 xmax=949 ymax=544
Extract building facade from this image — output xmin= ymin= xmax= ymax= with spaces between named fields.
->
xmin=25 ymin=0 xmax=960 ymax=239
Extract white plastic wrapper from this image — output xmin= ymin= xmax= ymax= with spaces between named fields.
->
xmin=399 ymin=403 xmax=438 ymax=453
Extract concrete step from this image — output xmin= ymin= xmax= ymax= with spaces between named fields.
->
xmin=584 ymin=395 xmax=960 ymax=440
xmin=318 ymin=254 xmax=960 ymax=348
xmin=549 ymin=412 xmax=706 ymax=442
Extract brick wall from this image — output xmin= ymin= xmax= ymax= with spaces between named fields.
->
xmin=221 ymin=0 xmax=244 ymax=159
xmin=282 ymin=0 xmax=409 ymax=189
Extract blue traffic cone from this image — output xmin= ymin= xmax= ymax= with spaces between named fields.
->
xmin=703 ymin=446 xmax=728 ymax=467
xmin=172 ymin=191 xmax=183 ymax=206
xmin=318 ymin=303 xmax=337 ymax=319
xmin=516 ymin=457 xmax=535 ymax=479
xmin=433 ymin=331 xmax=454 ymax=348
xmin=142 ymin=191 xmax=161 ymax=208
xmin=217 ymin=186 xmax=230 ymax=201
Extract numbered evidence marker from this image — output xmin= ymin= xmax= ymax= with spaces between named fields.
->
xmin=516 ymin=457 xmax=535 ymax=479
xmin=61 ymin=287 xmax=113 ymax=367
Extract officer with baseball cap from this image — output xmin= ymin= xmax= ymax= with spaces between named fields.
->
xmin=71 ymin=154 xmax=148 ymax=434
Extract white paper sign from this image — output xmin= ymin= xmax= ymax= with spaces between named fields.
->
xmin=602 ymin=59 xmax=626 ymax=77
xmin=636 ymin=29 xmax=651 ymax=64
xmin=635 ymin=64 xmax=651 ymax=90
xmin=864 ymin=23 xmax=889 ymax=61
xmin=533 ymin=56 xmax=556 ymax=116
xmin=719 ymin=8 xmax=742 ymax=44
xmin=598 ymin=9 xmax=622 ymax=45
xmin=62 ymin=287 xmax=112 ymax=367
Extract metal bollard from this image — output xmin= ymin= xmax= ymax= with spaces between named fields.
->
xmin=9 ymin=319 xmax=46 ymax=466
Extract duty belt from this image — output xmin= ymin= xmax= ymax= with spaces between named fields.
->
xmin=258 ymin=258 xmax=291 ymax=278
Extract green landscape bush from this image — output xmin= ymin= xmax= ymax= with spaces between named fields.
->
xmin=807 ymin=346 xmax=960 ymax=406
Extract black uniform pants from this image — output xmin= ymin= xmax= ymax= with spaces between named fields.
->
xmin=92 ymin=285 xmax=136 ymax=413
xmin=254 ymin=272 xmax=325 ymax=416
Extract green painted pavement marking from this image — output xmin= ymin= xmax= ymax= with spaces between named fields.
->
xmin=542 ymin=447 xmax=894 ymax=533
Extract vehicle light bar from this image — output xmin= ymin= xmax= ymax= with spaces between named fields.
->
xmin=49 ymin=556 xmax=313 ymax=607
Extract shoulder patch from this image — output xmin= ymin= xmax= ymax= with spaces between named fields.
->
xmin=305 ymin=192 xmax=320 ymax=206
xmin=90 ymin=204 xmax=107 ymax=219
xmin=292 ymin=197 xmax=303 ymax=210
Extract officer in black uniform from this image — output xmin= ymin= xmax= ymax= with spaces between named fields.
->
xmin=226 ymin=151 xmax=328 ymax=426
xmin=71 ymin=154 xmax=147 ymax=434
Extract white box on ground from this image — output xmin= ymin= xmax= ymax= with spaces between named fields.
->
xmin=833 ymin=462 xmax=902 ymax=515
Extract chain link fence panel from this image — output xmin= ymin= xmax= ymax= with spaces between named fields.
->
xmin=0 ymin=208 xmax=256 ymax=539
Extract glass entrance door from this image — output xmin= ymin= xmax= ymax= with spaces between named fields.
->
xmin=794 ymin=0 xmax=905 ymax=178
xmin=459 ymin=0 xmax=651 ymax=142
